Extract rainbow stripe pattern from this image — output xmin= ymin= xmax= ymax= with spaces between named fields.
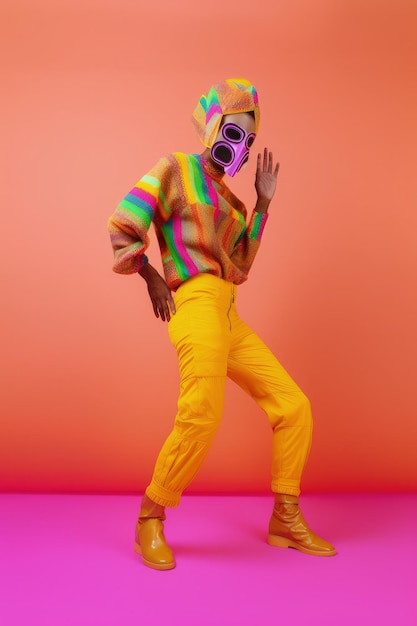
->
xmin=108 ymin=152 xmax=268 ymax=289
xmin=192 ymin=78 xmax=261 ymax=148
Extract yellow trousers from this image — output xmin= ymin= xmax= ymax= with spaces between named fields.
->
xmin=146 ymin=274 xmax=313 ymax=507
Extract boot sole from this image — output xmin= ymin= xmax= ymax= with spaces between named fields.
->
xmin=134 ymin=542 xmax=176 ymax=570
xmin=268 ymin=534 xmax=337 ymax=557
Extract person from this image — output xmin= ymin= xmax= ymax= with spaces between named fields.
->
xmin=108 ymin=78 xmax=336 ymax=570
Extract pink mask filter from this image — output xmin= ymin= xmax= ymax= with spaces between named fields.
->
xmin=211 ymin=123 xmax=256 ymax=176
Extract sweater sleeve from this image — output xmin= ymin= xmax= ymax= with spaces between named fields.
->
xmin=229 ymin=210 xmax=269 ymax=276
xmin=108 ymin=157 xmax=172 ymax=274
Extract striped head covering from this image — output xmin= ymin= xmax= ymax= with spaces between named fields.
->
xmin=192 ymin=78 xmax=260 ymax=149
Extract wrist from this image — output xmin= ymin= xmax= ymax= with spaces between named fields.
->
xmin=138 ymin=263 xmax=157 ymax=283
xmin=255 ymin=198 xmax=271 ymax=214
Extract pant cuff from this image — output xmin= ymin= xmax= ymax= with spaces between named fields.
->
xmin=145 ymin=483 xmax=181 ymax=508
xmin=271 ymin=481 xmax=301 ymax=497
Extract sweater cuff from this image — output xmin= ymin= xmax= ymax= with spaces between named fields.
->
xmin=248 ymin=211 xmax=269 ymax=241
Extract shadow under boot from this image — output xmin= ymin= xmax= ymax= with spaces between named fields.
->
xmin=134 ymin=494 xmax=176 ymax=570
xmin=268 ymin=494 xmax=336 ymax=557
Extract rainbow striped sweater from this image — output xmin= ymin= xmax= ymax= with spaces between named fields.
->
xmin=108 ymin=152 xmax=268 ymax=290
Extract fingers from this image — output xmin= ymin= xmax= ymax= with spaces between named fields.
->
xmin=159 ymin=299 xmax=169 ymax=322
xmin=155 ymin=301 xmax=167 ymax=321
xmin=152 ymin=295 xmax=176 ymax=322
xmin=152 ymin=301 xmax=160 ymax=319
xmin=257 ymin=148 xmax=280 ymax=177
xmin=265 ymin=148 xmax=272 ymax=173
xmin=160 ymin=303 xmax=167 ymax=322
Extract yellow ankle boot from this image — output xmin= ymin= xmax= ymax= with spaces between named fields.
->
xmin=268 ymin=494 xmax=336 ymax=556
xmin=134 ymin=494 xmax=175 ymax=570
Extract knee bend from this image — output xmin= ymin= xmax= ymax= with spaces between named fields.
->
xmin=296 ymin=393 xmax=313 ymax=426
xmin=289 ymin=392 xmax=312 ymax=428
xmin=271 ymin=392 xmax=312 ymax=429
xmin=174 ymin=376 xmax=225 ymax=442
xmin=174 ymin=417 xmax=220 ymax=444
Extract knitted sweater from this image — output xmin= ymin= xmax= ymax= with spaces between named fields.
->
xmin=108 ymin=152 xmax=268 ymax=290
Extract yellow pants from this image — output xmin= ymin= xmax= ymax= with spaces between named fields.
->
xmin=146 ymin=274 xmax=313 ymax=507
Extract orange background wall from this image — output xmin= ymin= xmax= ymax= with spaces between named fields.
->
xmin=1 ymin=0 xmax=416 ymax=494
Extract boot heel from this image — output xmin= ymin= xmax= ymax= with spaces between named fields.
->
xmin=268 ymin=534 xmax=291 ymax=548
xmin=134 ymin=541 xmax=142 ymax=556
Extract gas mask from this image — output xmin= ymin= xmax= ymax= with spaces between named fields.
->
xmin=211 ymin=122 xmax=256 ymax=177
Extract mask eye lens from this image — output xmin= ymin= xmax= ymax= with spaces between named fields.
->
xmin=213 ymin=144 xmax=233 ymax=165
xmin=246 ymin=134 xmax=255 ymax=148
xmin=223 ymin=124 xmax=243 ymax=142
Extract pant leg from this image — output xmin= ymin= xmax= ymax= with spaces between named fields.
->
xmin=145 ymin=275 xmax=232 ymax=508
xmin=227 ymin=307 xmax=313 ymax=497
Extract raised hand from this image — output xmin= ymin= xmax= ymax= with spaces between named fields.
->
xmin=255 ymin=148 xmax=280 ymax=210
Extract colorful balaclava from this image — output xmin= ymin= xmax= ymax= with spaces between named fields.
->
xmin=191 ymin=78 xmax=260 ymax=154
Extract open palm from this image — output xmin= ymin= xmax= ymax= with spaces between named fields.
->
xmin=255 ymin=148 xmax=280 ymax=202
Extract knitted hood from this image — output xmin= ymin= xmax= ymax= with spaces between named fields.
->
xmin=191 ymin=78 xmax=260 ymax=149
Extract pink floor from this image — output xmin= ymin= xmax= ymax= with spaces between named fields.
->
xmin=0 ymin=494 xmax=415 ymax=625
